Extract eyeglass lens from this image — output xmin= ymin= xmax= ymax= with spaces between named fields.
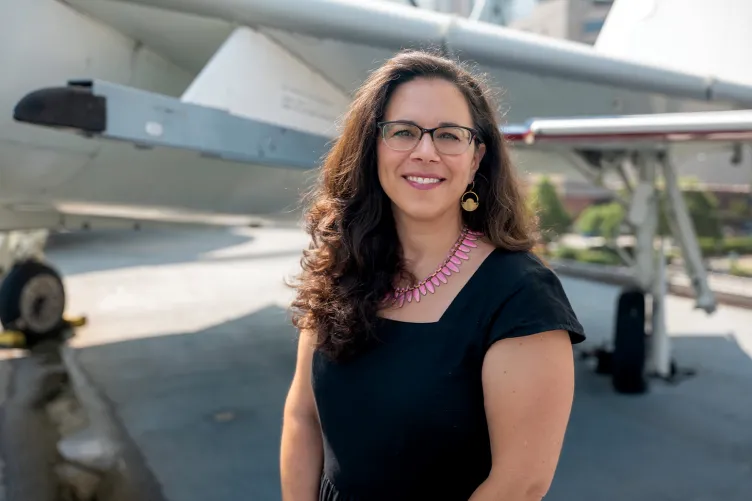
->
xmin=381 ymin=123 xmax=473 ymax=154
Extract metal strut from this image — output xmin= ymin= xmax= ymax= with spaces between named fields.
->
xmin=660 ymin=152 xmax=717 ymax=315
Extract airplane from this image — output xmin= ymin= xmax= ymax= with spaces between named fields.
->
xmin=3 ymin=0 xmax=752 ymax=393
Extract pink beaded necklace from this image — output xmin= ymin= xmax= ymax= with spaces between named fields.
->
xmin=388 ymin=226 xmax=482 ymax=308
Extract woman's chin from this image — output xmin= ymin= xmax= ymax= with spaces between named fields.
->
xmin=393 ymin=201 xmax=455 ymax=223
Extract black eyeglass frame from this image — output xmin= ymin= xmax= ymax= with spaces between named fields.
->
xmin=376 ymin=121 xmax=483 ymax=153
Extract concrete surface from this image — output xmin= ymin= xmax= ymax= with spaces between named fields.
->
xmin=0 ymin=349 xmax=63 ymax=501
xmin=551 ymin=258 xmax=752 ymax=309
xmin=0 ymin=354 xmax=8 ymax=501
xmin=46 ymin=226 xmax=752 ymax=501
xmin=0 ymin=349 xmax=28 ymax=501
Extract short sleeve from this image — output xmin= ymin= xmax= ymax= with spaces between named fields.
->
xmin=484 ymin=263 xmax=586 ymax=350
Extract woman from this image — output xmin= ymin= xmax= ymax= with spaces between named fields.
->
xmin=280 ymin=49 xmax=586 ymax=501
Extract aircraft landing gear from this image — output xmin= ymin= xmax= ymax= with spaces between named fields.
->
xmin=0 ymin=260 xmax=66 ymax=341
xmin=612 ymin=287 xmax=648 ymax=394
xmin=563 ymin=149 xmax=714 ymax=395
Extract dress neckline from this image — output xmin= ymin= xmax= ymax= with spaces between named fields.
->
xmin=377 ymin=247 xmax=500 ymax=327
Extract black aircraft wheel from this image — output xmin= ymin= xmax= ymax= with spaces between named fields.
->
xmin=0 ymin=260 xmax=66 ymax=340
xmin=612 ymin=287 xmax=649 ymax=394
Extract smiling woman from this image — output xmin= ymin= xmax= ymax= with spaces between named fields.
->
xmin=376 ymin=79 xmax=485 ymax=225
xmin=281 ymin=49 xmax=586 ymax=501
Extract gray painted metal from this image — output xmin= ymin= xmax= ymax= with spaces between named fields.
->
xmin=89 ymin=80 xmax=332 ymax=169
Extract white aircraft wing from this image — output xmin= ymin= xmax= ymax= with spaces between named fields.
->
xmin=13 ymin=80 xmax=332 ymax=169
xmin=504 ymin=109 xmax=752 ymax=149
xmin=8 ymin=0 xmax=752 ymax=232
xmin=69 ymin=0 xmax=752 ymax=125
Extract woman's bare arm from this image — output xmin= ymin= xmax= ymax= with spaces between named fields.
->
xmin=280 ymin=329 xmax=323 ymax=501
xmin=470 ymin=329 xmax=576 ymax=501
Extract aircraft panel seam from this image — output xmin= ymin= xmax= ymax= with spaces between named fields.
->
xmin=61 ymin=0 xmax=199 ymax=82
xmin=259 ymin=28 xmax=353 ymax=99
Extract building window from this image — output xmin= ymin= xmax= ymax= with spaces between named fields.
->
xmin=582 ymin=19 xmax=604 ymax=33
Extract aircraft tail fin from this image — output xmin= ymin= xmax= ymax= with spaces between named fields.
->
xmin=595 ymin=0 xmax=752 ymax=87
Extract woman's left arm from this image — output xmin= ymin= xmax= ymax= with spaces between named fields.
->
xmin=469 ymin=329 xmax=576 ymax=501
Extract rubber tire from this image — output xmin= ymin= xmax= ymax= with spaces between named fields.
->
xmin=612 ymin=287 xmax=648 ymax=394
xmin=0 ymin=260 xmax=66 ymax=340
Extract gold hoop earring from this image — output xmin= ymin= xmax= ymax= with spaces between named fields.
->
xmin=460 ymin=182 xmax=479 ymax=212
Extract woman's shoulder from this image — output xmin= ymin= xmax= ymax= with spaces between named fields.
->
xmin=471 ymin=247 xmax=586 ymax=347
xmin=458 ymin=246 xmax=555 ymax=318
xmin=479 ymin=247 xmax=555 ymax=291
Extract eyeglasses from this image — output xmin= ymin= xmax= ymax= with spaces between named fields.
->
xmin=377 ymin=121 xmax=480 ymax=155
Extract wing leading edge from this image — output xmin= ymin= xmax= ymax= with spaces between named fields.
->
xmin=13 ymin=79 xmax=332 ymax=170
xmin=104 ymin=0 xmax=752 ymax=107
xmin=16 ymin=77 xmax=751 ymax=164
xmin=504 ymin=110 xmax=752 ymax=149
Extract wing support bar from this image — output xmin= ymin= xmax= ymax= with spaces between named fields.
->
xmin=13 ymin=80 xmax=332 ymax=170
xmin=660 ymin=152 xmax=717 ymax=314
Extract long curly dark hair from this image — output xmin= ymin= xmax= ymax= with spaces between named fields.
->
xmin=289 ymin=49 xmax=537 ymax=362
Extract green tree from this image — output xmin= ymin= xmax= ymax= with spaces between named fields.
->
xmin=657 ymin=186 xmax=722 ymax=241
xmin=574 ymin=204 xmax=605 ymax=236
xmin=729 ymin=198 xmax=750 ymax=218
xmin=598 ymin=202 xmax=626 ymax=240
xmin=530 ymin=176 xmax=572 ymax=242
xmin=685 ymin=189 xmax=723 ymax=240
xmin=575 ymin=180 xmax=722 ymax=251
xmin=574 ymin=202 xmax=624 ymax=239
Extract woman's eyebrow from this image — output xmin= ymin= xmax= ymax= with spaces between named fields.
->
xmin=388 ymin=119 xmax=467 ymax=128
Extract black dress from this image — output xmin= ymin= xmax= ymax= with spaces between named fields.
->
xmin=311 ymin=249 xmax=586 ymax=501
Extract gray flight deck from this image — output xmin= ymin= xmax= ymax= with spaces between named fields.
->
xmin=6 ymin=226 xmax=752 ymax=500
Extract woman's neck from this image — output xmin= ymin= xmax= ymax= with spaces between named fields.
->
xmin=394 ymin=210 xmax=465 ymax=281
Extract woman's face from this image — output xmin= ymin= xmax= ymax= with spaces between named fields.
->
xmin=377 ymin=77 xmax=485 ymax=224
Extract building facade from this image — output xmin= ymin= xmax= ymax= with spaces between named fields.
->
xmin=510 ymin=0 xmax=613 ymax=44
